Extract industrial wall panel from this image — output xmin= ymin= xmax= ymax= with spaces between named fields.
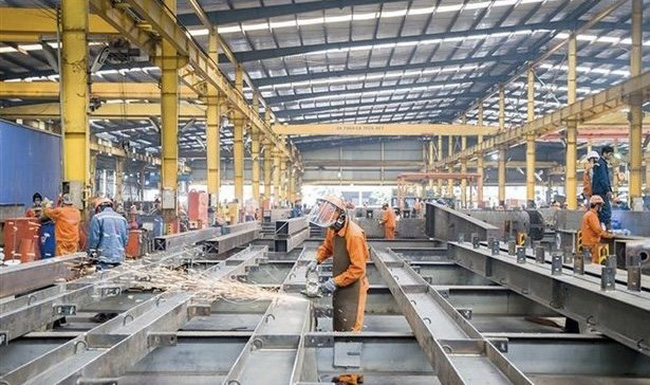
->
xmin=0 ymin=120 xmax=61 ymax=206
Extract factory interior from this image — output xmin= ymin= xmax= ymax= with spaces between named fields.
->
xmin=1 ymin=0 xmax=650 ymax=384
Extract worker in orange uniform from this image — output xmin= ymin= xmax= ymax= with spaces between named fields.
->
xmin=305 ymin=195 xmax=368 ymax=385
xmin=582 ymin=151 xmax=600 ymax=202
xmin=380 ymin=203 xmax=396 ymax=239
xmin=413 ymin=198 xmax=423 ymax=218
xmin=580 ymin=195 xmax=613 ymax=264
xmin=43 ymin=194 xmax=81 ymax=256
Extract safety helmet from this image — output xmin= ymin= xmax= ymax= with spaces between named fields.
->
xmin=587 ymin=151 xmax=600 ymax=160
xmin=307 ymin=194 xmax=345 ymax=228
xmin=589 ymin=195 xmax=604 ymax=204
xmin=61 ymin=193 xmax=73 ymax=205
xmin=94 ymin=197 xmax=113 ymax=210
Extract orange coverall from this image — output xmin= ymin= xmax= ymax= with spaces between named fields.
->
xmin=44 ymin=206 xmax=81 ymax=256
xmin=316 ymin=219 xmax=369 ymax=332
xmin=580 ymin=208 xmax=612 ymax=263
xmin=381 ymin=208 xmax=396 ymax=239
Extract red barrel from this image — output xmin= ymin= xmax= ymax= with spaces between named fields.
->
xmin=3 ymin=217 xmax=41 ymax=262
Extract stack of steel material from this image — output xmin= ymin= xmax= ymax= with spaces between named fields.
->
xmin=153 ymin=227 xmax=221 ymax=252
xmin=263 ymin=208 xmax=291 ymax=223
xmin=274 ymin=217 xmax=309 ymax=253
xmin=203 ymin=224 xmax=261 ymax=255
xmin=0 ymin=246 xmax=269 ymax=384
xmin=221 ymin=221 xmax=260 ymax=235
xmin=426 ymin=203 xmax=498 ymax=242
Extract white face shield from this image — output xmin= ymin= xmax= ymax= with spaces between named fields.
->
xmin=306 ymin=199 xmax=341 ymax=228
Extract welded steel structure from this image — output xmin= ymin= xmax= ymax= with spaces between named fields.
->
xmin=1 ymin=210 xmax=650 ymax=384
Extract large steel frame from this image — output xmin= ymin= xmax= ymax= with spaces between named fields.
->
xmin=447 ymin=242 xmax=650 ymax=356
xmin=2 ymin=212 xmax=650 ymax=384
xmin=1 ymin=246 xmax=268 ymax=385
xmin=372 ymin=248 xmax=531 ymax=384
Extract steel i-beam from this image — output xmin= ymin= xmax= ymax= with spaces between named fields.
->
xmin=447 ymin=241 xmax=650 ymax=356
xmin=372 ymin=248 xmax=532 ymax=384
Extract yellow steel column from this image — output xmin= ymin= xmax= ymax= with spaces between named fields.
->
xmin=297 ymin=172 xmax=303 ymax=200
xmin=428 ymin=138 xmax=434 ymax=194
xmin=233 ymin=64 xmax=245 ymax=203
xmin=61 ymin=0 xmax=89 ymax=208
xmin=287 ymin=161 xmax=296 ymax=202
xmin=477 ymin=104 xmax=485 ymax=208
xmin=206 ymin=27 xmax=221 ymax=207
xmin=161 ymin=0 xmax=180 ymax=226
xmin=89 ymin=153 xmax=97 ymax=196
xmin=263 ymin=109 xmax=272 ymax=198
xmin=264 ymin=139 xmax=273 ymax=199
xmin=461 ymin=136 xmax=467 ymax=207
xmin=498 ymin=148 xmax=506 ymax=207
xmin=272 ymin=147 xmax=281 ymax=203
xmin=280 ymin=154 xmax=288 ymax=201
xmin=646 ymin=146 xmax=650 ymax=197
xmin=566 ymin=33 xmax=578 ymax=210
xmin=447 ymin=136 xmax=454 ymax=198
xmin=460 ymin=116 xmax=468 ymax=208
xmin=629 ymin=0 xmax=643 ymax=209
xmin=437 ymin=135 xmax=443 ymax=196
xmin=498 ymin=85 xmax=506 ymax=206
xmin=251 ymin=94 xmax=261 ymax=202
xmin=115 ymin=157 xmax=124 ymax=205
xmin=526 ymin=66 xmax=536 ymax=207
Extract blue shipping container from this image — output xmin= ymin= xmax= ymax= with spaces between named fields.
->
xmin=0 ymin=119 xmax=62 ymax=207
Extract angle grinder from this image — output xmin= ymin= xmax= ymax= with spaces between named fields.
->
xmin=301 ymin=267 xmax=321 ymax=298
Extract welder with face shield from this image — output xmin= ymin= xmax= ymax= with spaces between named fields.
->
xmin=306 ymin=195 xmax=369 ymax=331
xmin=305 ymin=195 xmax=368 ymax=384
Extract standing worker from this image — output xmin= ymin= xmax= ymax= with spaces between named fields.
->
xmin=306 ymin=195 xmax=369 ymax=331
xmin=582 ymin=151 xmax=600 ymax=203
xmin=43 ymin=194 xmax=81 ymax=256
xmin=88 ymin=198 xmax=128 ymax=270
xmin=413 ymin=198 xmax=423 ymax=217
xmin=379 ymin=203 xmax=396 ymax=239
xmin=25 ymin=192 xmax=43 ymax=218
xmin=305 ymin=195 xmax=368 ymax=385
xmin=592 ymin=145 xmax=614 ymax=230
xmin=580 ymin=195 xmax=613 ymax=264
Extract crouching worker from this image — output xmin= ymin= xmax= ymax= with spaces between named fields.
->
xmin=88 ymin=198 xmax=128 ymax=271
xmin=580 ymin=195 xmax=613 ymax=264
xmin=305 ymin=195 xmax=368 ymax=384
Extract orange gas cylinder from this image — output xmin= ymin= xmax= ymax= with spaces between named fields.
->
xmin=126 ymin=229 xmax=142 ymax=258
xmin=188 ymin=190 xmax=208 ymax=228
xmin=3 ymin=217 xmax=41 ymax=262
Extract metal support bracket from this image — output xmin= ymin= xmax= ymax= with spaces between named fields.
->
xmin=334 ymin=342 xmax=362 ymax=368
xmin=53 ymin=304 xmax=77 ymax=316
xmin=148 ymin=332 xmax=178 ymax=348
xmin=187 ymin=304 xmax=212 ymax=318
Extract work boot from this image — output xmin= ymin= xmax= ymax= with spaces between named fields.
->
xmin=332 ymin=374 xmax=364 ymax=385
